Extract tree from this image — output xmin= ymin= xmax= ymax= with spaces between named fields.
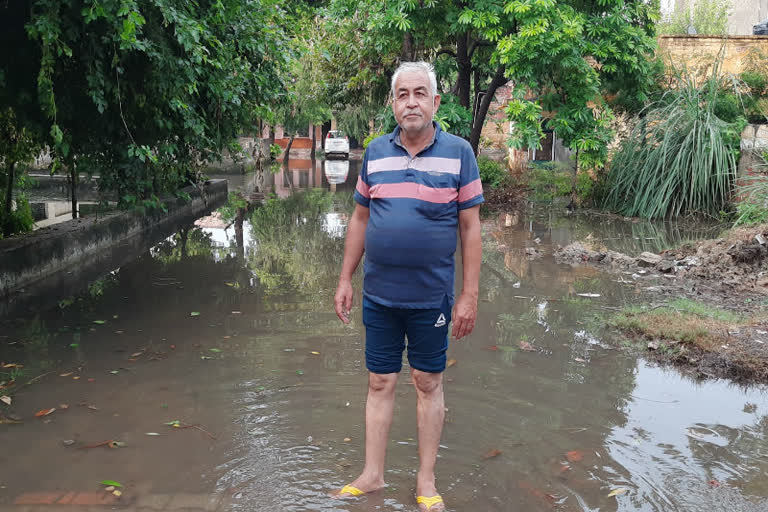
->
xmin=658 ymin=0 xmax=731 ymax=36
xmin=317 ymin=0 xmax=658 ymax=165
xmin=0 ymin=108 xmax=42 ymax=237
xmin=0 ymin=0 xmax=289 ymax=226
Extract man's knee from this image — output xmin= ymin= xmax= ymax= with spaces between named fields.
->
xmin=411 ymin=369 xmax=442 ymax=395
xmin=368 ymin=372 xmax=398 ymax=394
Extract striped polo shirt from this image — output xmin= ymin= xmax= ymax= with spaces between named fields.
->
xmin=353 ymin=122 xmax=484 ymax=309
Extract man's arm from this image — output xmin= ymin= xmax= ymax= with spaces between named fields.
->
xmin=452 ymin=205 xmax=481 ymax=339
xmin=334 ymin=203 xmax=370 ymax=324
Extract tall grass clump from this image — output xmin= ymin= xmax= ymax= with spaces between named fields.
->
xmin=602 ymin=69 xmax=744 ymax=219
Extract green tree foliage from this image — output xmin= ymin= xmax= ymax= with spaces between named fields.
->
xmin=0 ymin=108 xmax=41 ymax=237
xmin=317 ymin=0 xmax=657 ymax=166
xmin=1 ymin=0 xmax=289 ymax=225
xmin=658 ymin=0 xmax=731 ymax=36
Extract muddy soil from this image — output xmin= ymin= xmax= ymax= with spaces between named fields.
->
xmin=555 ymin=223 xmax=768 ymax=382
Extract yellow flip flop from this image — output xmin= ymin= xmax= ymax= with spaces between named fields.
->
xmin=337 ymin=484 xmax=365 ymax=497
xmin=417 ymin=494 xmax=444 ymax=510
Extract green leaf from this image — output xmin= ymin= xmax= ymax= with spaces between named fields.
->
xmin=93 ymin=320 xmax=106 ymax=324
xmin=209 ymin=348 xmax=221 ymax=353
xmin=100 ymin=480 xmax=123 ymax=488
xmin=190 ymin=312 xmax=200 ymax=316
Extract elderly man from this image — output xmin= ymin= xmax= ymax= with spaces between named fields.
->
xmin=333 ymin=61 xmax=483 ymax=511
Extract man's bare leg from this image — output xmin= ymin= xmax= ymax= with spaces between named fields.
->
xmin=411 ymin=368 xmax=445 ymax=511
xmin=335 ymin=371 xmax=398 ymax=496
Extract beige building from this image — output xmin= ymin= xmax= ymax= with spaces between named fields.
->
xmin=660 ymin=0 xmax=768 ymax=35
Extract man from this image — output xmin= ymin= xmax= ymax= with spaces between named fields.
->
xmin=333 ymin=61 xmax=483 ymax=512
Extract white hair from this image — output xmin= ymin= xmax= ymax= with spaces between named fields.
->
xmin=391 ymin=61 xmax=438 ymax=98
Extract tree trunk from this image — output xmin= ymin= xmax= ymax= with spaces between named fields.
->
xmin=456 ymin=33 xmax=471 ymax=109
xmin=3 ymin=160 xmax=15 ymax=237
xmin=70 ymin=162 xmax=78 ymax=219
xmin=469 ymin=66 xmax=506 ymax=155
xmin=402 ymin=33 xmax=414 ymax=61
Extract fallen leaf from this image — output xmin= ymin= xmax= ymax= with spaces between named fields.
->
xmin=93 ymin=320 xmax=106 ymax=325
xmin=62 ymin=439 xmax=75 ymax=446
xmin=72 ymin=376 xmax=81 ymax=380
xmin=343 ymin=437 xmax=351 ymax=442
xmin=130 ymin=352 xmax=143 ymax=358
xmin=483 ymin=449 xmax=502 ymax=459
xmin=100 ymin=480 xmax=123 ymax=488
xmin=110 ymin=370 xmax=119 ymax=374
xmin=58 ymin=404 xmax=69 ymax=410
xmin=1 ymin=396 xmax=10 ymax=406
xmin=108 ymin=441 xmax=126 ymax=448
xmin=296 ymin=370 xmax=304 ymax=375
xmin=35 ymin=408 xmax=56 ymax=417
xmin=607 ymin=488 xmax=627 ymax=497
xmin=145 ymin=432 xmax=163 ymax=436
xmin=104 ymin=486 xmax=115 ymax=492
xmin=574 ymin=358 xmax=586 ymax=363
xmin=209 ymin=348 xmax=221 ymax=353
xmin=127 ymin=358 xmax=137 ymax=362
xmin=709 ymin=479 xmax=720 ymax=488
xmin=576 ymin=293 xmax=601 ymax=298
xmin=0 ymin=379 xmax=15 ymax=390
xmin=112 ymin=490 xmax=122 ymax=497
xmin=311 ymin=351 xmax=320 ymax=355
xmin=88 ymin=378 xmax=95 ymax=382
xmin=170 ymin=345 xmax=176 ymax=349
xmin=446 ymin=359 xmax=457 ymax=368
xmin=87 ymin=405 xmax=99 ymax=411
xmin=59 ymin=372 xmax=73 ymax=377
xmin=190 ymin=312 xmax=200 ymax=317
xmin=483 ymin=345 xmax=499 ymax=351
xmin=2 ymin=363 xmax=23 ymax=369
xmin=565 ymin=450 xmax=584 ymax=463
xmin=519 ymin=340 xmax=536 ymax=352
xmin=69 ymin=343 xmax=79 ymax=348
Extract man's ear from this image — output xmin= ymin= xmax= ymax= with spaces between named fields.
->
xmin=433 ymin=94 xmax=441 ymax=112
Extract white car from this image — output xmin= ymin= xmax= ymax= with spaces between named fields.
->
xmin=324 ymin=130 xmax=350 ymax=158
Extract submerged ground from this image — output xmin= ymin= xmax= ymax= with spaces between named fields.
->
xmin=1 ymin=158 xmax=767 ymax=512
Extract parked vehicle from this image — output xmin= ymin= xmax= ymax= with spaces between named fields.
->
xmin=324 ymin=130 xmax=350 ymax=158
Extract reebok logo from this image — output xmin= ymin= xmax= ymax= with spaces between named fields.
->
xmin=434 ymin=313 xmax=446 ymax=327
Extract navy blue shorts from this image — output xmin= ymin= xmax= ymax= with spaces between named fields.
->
xmin=362 ymin=295 xmax=452 ymax=374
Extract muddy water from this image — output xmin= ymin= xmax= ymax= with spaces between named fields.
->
xmin=1 ymin=159 xmax=767 ymax=512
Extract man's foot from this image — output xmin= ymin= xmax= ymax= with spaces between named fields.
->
xmin=331 ymin=475 xmax=386 ymax=498
xmin=416 ymin=476 xmax=444 ymax=511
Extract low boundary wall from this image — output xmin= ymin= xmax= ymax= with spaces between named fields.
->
xmin=0 ymin=179 xmax=228 ymax=302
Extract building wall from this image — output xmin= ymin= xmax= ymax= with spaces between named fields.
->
xmin=657 ymin=35 xmax=768 ymax=75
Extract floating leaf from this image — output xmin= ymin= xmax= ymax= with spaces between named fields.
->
xmin=165 ymin=420 xmax=181 ymax=427
xmin=200 ymin=355 xmax=213 ymax=360
xmin=565 ymin=450 xmax=584 ymax=463
xmin=483 ymin=449 xmax=502 ymax=459
xmin=209 ymin=348 xmax=221 ymax=353
xmin=69 ymin=343 xmax=79 ymax=348
xmin=2 ymin=363 xmax=23 ymax=369
xmin=35 ymin=408 xmax=56 ymax=417
xmin=93 ymin=320 xmax=106 ymax=325
xmin=483 ymin=345 xmax=499 ymax=351
xmin=112 ymin=490 xmax=122 ymax=497
xmin=296 ymin=370 xmax=304 ymax=376
xmin=108 ymin=441 xmax=126 ymax=448
xmin=190 ymin=312 xmax=200 ymax=317
xmin=145 ymin=432 xmax=163 ymax=436
xmin=130 ymin=352 xmax=143 ymax=358
xmin=58 ymin=403 xmax=69 ymax=410
xmin=343 ymin=437 xmax=351 ymax=442
xmin=1 ymin=396 xmax=10 ymax=406
xmin=576 ymin=293 xmax=601 ymax=298
xmin=607 ymin=488 xmax=627 ymax=497
xmin=59 ymin=372 xmax=73 ymax=377
xmin=100 ymin=480 xmax=123 ymax=488
xmin=574 ymin=357 xmax=586 ymax=363
xmin=110 ymin=370 xmax=119 ymax=374
xmin=446 ymin=359 xmax=457 ymax=368
xmin=518 ymin=340 xmax=536 ymax=352
xmin=310 ymin=351 xmax=320 ymax=355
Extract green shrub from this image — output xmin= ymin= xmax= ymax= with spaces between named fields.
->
xmin=713 ymin=92 xmax=743 ymax=123
xmin=603 ymin=68 xmax=742 ymax=219
xmin=269 ymin=143 xmax=282 ymax=159
xmin=363 ymin=131 xmax=384 ymax=149
xmin=477 ymin=156 xmax=507 ymax=190
xmin=0 ymin=195 xmax=35 ymax=237
xmin=526 ymin=162 xmax=572 ymax=201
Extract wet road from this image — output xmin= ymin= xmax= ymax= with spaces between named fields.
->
xmin=1 ymin=158 xmax=767 ymax=511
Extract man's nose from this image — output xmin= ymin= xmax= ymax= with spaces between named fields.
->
xmin=406 ymin=93 xmax=418 ymax=106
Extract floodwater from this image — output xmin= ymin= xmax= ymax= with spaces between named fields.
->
xmin=1 ymin=157 xmax=767 ymax=512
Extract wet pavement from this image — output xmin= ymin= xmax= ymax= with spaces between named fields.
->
xmin=1 ymin=158 xmax=767 ymax=512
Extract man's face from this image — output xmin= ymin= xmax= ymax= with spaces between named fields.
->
xmin=392 ymin=70 xmax=441 ymax=136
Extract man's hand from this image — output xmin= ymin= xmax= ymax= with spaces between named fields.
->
xmin=451 ymin=292 xmax=477 ymax=340
xmin=334 ymin=279 xmax=354 ymax=324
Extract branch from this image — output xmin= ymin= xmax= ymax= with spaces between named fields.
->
xmin=435 ymin=47 xmax=457 ymax=59
xmin=468 ymin=40 xmax=492 ymax=59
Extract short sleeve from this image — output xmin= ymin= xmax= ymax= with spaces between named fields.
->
xmin=458 ymin=145 xmax=484 ymax=210
xmin=353 ymin=148 xmax=371 ymax=208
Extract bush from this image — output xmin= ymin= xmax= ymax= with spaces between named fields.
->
xmin=363 ymin=131 xmax=384 ymax=149
xmin=269 ymin=143 xmax=282 ymax=159
xmin=603 ymin=69 xmax=743 ymax=219
xmin=477 ymin=156 xmax=507 ymax=190
xmin=0 ymin=195 xmax=35 ymax=238
xmin=526 ymin=162 xmax=572 ymax=201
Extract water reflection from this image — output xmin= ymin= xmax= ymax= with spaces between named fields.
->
xmin=1 ymin=164 xmax=767 ymax=511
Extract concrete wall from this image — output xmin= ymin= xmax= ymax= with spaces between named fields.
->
xmin=657 ymin=35 xmax=768 ymax=75
xmin=0 ymin=180 xmax=227 ymax=298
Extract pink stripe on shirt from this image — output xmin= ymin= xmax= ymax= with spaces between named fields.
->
xmin=458 ymin=178 xmax=482 ymax=203
xmin=356 ymin=176 xmax=370 ymax=198
xmin=369 ymin=182 xmax=458 ymax=203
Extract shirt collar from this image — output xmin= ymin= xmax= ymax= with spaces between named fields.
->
xmin=389 ymin=121 xmax=442 ymax=153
